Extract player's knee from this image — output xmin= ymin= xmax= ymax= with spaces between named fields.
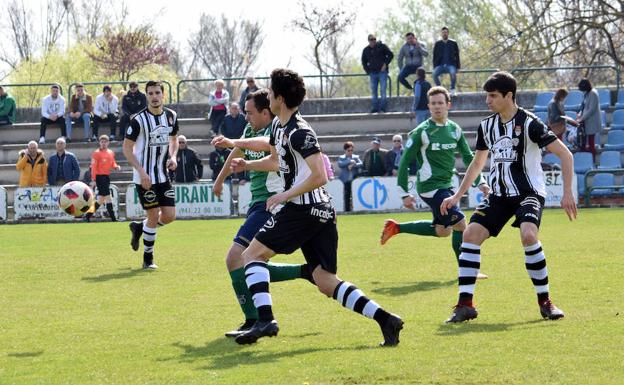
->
xmin=521 ymin=230 xmax=539 ymax=246
xmin=462 ymin=225 xmax=485 ymax=245
xmin=436 ymin=227 xmax=452 ymax=237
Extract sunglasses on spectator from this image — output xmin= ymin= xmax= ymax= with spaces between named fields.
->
xmin=369 ymin=38 xmax=376 ymax=41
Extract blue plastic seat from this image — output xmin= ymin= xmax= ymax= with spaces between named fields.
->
xmin=601 ymin=110 xmax=607 ymax=129
xmin=543 ymin=153 xmax=561 ymax=167
xmin=610 ymin=109 xmax=624 ymax=131
xmin=573 ymin=152 xmax=594 ymax=174
xmin=597 ymin=151 xmax=622 ymax=169
xmin=589 ymin=173 xmax=616 ymax=196
xmin=615 ymin=90 xmax=624 ymax=109
xmin=534 ymin=111 xmax=548 ymax=124
xmin=603 ymin=130 xmax=624 ymax=151
xmin=534 ymin=92 xmax=554 ymax=112
xmin=577 ymin=173 xmax=586 ymax=196
xmin=597 ymin=88 xmax=611 ymax=109
xmin=565 ymin=90 xmax=584 ymax=111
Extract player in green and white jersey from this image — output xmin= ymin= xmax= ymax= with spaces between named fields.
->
xmin=212 ymin=89 xmax=312 ymax=338
xmin=381 ymin=86 xmax=490 ymax=275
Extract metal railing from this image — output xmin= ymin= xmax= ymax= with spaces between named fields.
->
xmin=584 ymin=168 xmax=624 ymax=206
xmin=395 ymin=68 xmax=499 ymax=96
xmin=511 ymin=65 xmax=621 ymax=92
xmin=68 ymin=81 xmax=173 ymax=103
xmin=0 ymin=83 xmax=64 ymax=109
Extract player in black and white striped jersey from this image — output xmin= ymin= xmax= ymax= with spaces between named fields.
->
xmin=229 ymin=68 xmax=403 ymax=347
xmin=122 ymin=80 xmax=179 ymax=269
xmin=441 ymin=71 xmax=577 ymax=323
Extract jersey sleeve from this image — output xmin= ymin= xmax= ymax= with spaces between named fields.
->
xmin=269 ymin=121 xmax=277 ymax=146
xmin=528 ymin=118 xmax=557 ymax=148
xmin=397 ymin=129 xmax=422 ymax=196
xmin=126 ymin=117 xmax=141 ymax=141
xmin=169 ymin=111 xmax=179 ymax=136
xmin=476 ymin=123 xmax=488 ymax=150
xmin=289 ymin=128 xmax=320 ymax=158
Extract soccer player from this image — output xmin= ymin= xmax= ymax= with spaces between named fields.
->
xmin=381 ymin=86 xmax=490 ymax=279
xmin=85 ymin=135 xmax=121 ymax=222
xmin=211 ymin=89 xmax=313 ymax=338
xmin=122 ymin=80 xmax=179 ymax=270
xmin=229 ymin=68 xmax=403 ymax=346
xmin=440 ymin=71 xmax=577 ymax=323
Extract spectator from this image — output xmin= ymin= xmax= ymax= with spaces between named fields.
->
xmin=93 ymin=85 xmax=119 ymax=141
xmin=47 ymin=137 xmax=80 ymax=186
xmin=222 ymin=102 xmax=247 ymax=139
xmin=385 ymin=134 xmax=404 ymax=176
xmin=208 ymin=79 xmax=229 ymax=134
xmin=411 ymin=67 xmax=432 ymax=125
xmin=209 ymin=146 xmax=231 ymax=180
xmin=432 ymin=27 xmax=461 ymax=96
xmin=171 ymin=135 xmax=203 ymax=183
xmin=65 ymin=83 xmax=93 ymax=143
xmin=547 ymin=88 xmax=568 ymax=140
xmin=0 ymin=85 xmax=16 ymax=125
xmin=40 ymin=84 xmax=66 ymax=144
xmin=397 ymin=32 xmax=428 ymax=91
xmin=238 ymin=76 xmax=259 ymax=114
xmin=85 ymin=135 xmax=120 ymax=222
xmin=361 ymin=34 xmax=394 ymax=113
xmin=119 ymin=81 xmax=147 ymax=139
xmin=337 ymin=141 xmax=363 ymax=211
xmin=577 ymin=78 xmax=602 ymax=159
xmin=16 ymin=141 xmax=47 ymax=187
xmin=363 ymin=136 xmax=388 ymax=176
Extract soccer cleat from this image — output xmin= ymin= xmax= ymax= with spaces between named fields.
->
xmin=380 ymin=219 xmax=400 ymax=245
xmin=234 ymin=320 xmax=279 ymax=345
xmin=129 ymin=221 xmax=143 ymax=251
xmin=539 ymin=300 xmax=565 ymax=320
xmin=445 ymin=304 xmax=478 ymax=323
xmin=379 ymin=313 xmax=404 ymax=347
xmin=142 ymin=262 xmax=158 ymax=270
xmin=225 ymin=319 xmax=257 ymax=338
xmin=477 ymin=273 xmax=489 ymax=280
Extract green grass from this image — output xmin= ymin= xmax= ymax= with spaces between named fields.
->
xmin=1 ymin=208 xmax=623 ymax=385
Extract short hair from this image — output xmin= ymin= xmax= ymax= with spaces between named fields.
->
xmin=230 ymin=102 xmax=240 ymax=109
xmin=245 ymin=89 xmax=273 ymax=116
xmin=99 ymin=134 xmax=109 ymax=141
xmin=56 ymin=137 xmax=66 ymax=144
xmin=416 ymin=67 xmax=426 ymax=80
xmin=128 ymin=81 xmax=138 ymax=88
xmin=246 ymin=76 xmax=255 ymax=83
xmin=270 ymin=68 xmax=306 ymax=109
xmin=441 ymin=26 xmax=449 ymax=31
xmin=76 ymin=83 xmax=84 ymax=88
xmin=145 ymin=80 xmax=164 ymax=92
xmin=554 ymin=88 xmax=569 ymax=102
xmin=578 ymin=78 xmax=593 ymax=92
xmin=427 ymin=86 xmax=451 ymax=103
xmin=483 ymin=71 xmax=517 ymax=101
xmin=392 ymin=134 xmax=403 ymax=142
xmin=405 ymin=32 xmax=415 ymax=37
xmin=28 ymin=140 xmax=38 ymax=148
xmin=177 ymin=135 xmax=187 ymax=142
xmin=103 ymin=85 xmax=112 ymax=92
xmin=51 ymin=84 xmax=60 ymax=90
xmin=368 ymin=34 xmax=376 ymax=40
xmin=214 ymin=79 xmax=225 ymax=87
xmin=343 ymin=141 xmax=354 ymax=150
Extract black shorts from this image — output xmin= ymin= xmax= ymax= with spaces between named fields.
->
xmin=95 ymin=175 xmax=111 ymax=196
xmin=470 ymin=194 xmax=545 ymax=237
xmin=420 ymin=188 xmax=465 ymax=227
xmin=255 ymin=202 xmax=338 ymax=274
xmin=136 ymin=181 xmax=175 ymax=210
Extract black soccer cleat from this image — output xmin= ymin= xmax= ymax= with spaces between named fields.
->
xmin=129 ymin=221 xmax=143 ymax=251
xmin=445 ymin=304 xmax=478 ymax=323
xmin=379 ymin=313 xmax=404 ymax=347
xmin=225 ymin=319 xmax=257 ymax=338
xmin=539 ymin=300 xmax=565 ymax=320
xmin=234 ymin=320 xmax=279 ymax=345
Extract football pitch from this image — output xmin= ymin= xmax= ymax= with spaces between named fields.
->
xmin=1 ymin=208 xmax=622 ymax=385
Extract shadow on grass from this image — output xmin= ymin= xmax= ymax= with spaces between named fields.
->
xmin=370 ymin=280 xmax=456 ymax=296
xmin=167 ymin=337 xmax=371 ymax=370
xmin=8 ymin=351 xmax=44 ymax=358
xmin=81 ymin=268 xmax=150 ymax=282
xmin=436 ymin=319 xmax=544 ymax=335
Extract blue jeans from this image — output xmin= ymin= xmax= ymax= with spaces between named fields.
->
xmin=398 ymin=64 xmax=419 ymax=90
xmin=433 ymin=65 xmax=457 ymax=89
xmin=65 ymin=112 xmax=92 ymax=139
xmin=369 ymin=71 xmax=388 ymax=112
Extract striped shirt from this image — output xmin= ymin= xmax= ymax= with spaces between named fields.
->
xmin=476 ymin=107 xmax=557 ymax=197
xmin=125 ymin=107 xmax=179 ymax=184
xmin=269 ymin=112 xmax=331 ymax=205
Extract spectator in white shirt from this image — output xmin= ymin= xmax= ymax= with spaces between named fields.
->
xmin=93 ymin=85 xmax=119 ymax=141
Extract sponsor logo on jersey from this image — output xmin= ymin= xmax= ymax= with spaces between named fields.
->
xmin=492 ymin=136 xmax=517 ymax=162
xmin=431 ymin=142 xmax=457 ymax=151
xmin=263 ymin=217 xmax=275 ymax=229
xmin=143 ymin=190 xmax=157 ymax=202
xmin=514 ymin=125 xmax=522 ymax=136
xmin=405 ymin=138 xmax=413 ymax=148
xmin=164 ymin=189 xmax=175 ymax=199
xmin=301 ymin=134 xmax=317 ymax=150
xmin=310 ymin=205 xmax=333 ymax=222
xmin=148 ymin=125 xmax=173 ymax=147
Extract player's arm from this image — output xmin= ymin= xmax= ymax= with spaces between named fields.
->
xmin=212 ymin=135 xmax=270 ymax=152
xmin=397 ymin=130 xmax=421 ymax=209
xmin=166 ymin=135 xmax=178 ymax=171
xmin=213 ymin=147 xmax=243 ymax=197
xmin=111 ymin=151 xmax=120 ymax=171
xmin=545 ymin=139 xmax=577 ymax=221
xmin=440 ymin=149 xmax=489 ymax=215
xmin=232 ymin=145 xmax=279 ymax=173
xmin=457 ymin=132 xmax=487 ymax=189
xmin=122 ymin=118 xmax=151 ymax=189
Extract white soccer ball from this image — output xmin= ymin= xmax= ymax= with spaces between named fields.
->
xmin=57 ymin=181 xmax=95 ymax=217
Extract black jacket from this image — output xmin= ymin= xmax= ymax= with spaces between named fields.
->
xmin=433 ymin=39 xmax=460 ymax=68
xmin=121 ymin=91 xmax=147 ymax=116
xmin=361 ymin=42 xmax=394 ymax=74
xmin=171 ymin=147 xmax=203 ymax=183
xmin=209 ymin=148 xmax=231 ymax=180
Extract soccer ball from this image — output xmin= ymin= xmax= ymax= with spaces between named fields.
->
xmin=57 ymin=181 xmax=95 ymax=217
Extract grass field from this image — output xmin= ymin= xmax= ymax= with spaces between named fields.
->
xmin=1 ymin=208 xmax=623 ymax=385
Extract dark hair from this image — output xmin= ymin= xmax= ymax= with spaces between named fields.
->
xmin=578 ymin=78 xmax=592 ymax=92
xmin=416 ymin=67 xmax=426 ymax=80
xmin=270 ymin=68 xmax=306 ymax=109
xmin=51 ymin=84 xmax=60 ymax=90
xmin=483 ymin=71 xmax=517 ymax=101
xmin=128 ymin=81 xmax=138 ymax=88
xmin=554 ymin=88 xmax=568 ymax=102
xmin=441 ymin=26 xmax=449 ymax=31
xmin=245 ymin=89 xmax=274 ymax=117
xmin=343 ymin=141 xmax=354 ymax=150
xmin=428 ymin=86 xmax=451 ymax=103
xmin=145 ymin=80 xmax=164 ymax=93
xmin=103 ymin=85 xmax=112 ymax=92
xmin=405 ymin=32 xmax=415 ymax=37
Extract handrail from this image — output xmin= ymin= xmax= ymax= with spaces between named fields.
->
xmin=583 ymin=168 xmax=624 ymax=206
xmin=511 ymin=65 xmax=621 ymax=92
xmin=68 ymin=81 xmax=173 ymax=103
xmin=395 ymin=68 xmax=499 ymax=97
xmin=0 ymin=83 xmax=64 ymax=95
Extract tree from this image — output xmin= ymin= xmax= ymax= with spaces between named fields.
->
xmin=89 ymin=25 xmax=171 ymax=82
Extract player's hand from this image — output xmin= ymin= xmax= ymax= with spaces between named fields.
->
xmin=478 ymin=183 xmax=491 ymax=198
xmin=440 ymin=195 xmax=460 ymax=216
xmin=115 ymin=165 xmax=121 ymax=171
xmin=166 ymin=158 xmax=177 ymax=171
xmin=230 ymin=158 xmax=247 ymax=173
xmin=89 ymin=181 xmax=96 ymax=189
xmin=213 ymin=181 xmax=223 ymax=197
xmin=139 ymin=171 xmax=152 ymax=190
xmin=561 ymin=191 xmax=577 ymax=221
xmin=266 ymin=191 xmax=288 ymax=213
xmin=402 ymin=195 xmax=416 ymax=210
xmin=211 ymin=135 xmax=235 ymax=148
